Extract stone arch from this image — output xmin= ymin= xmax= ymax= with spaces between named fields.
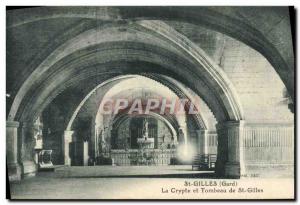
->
xmin=7 ymin=17 xmax=248 ymax=179
xmin=66 ymin=75 xmax=134 ymax=131
xmin=8 ymin=20 xmax=244 ymax=125
xmin=111 ymin=112 xmax=179 ymax=142
xmin=66 ymin=74 xmax=209 ymax=134
xmin=7 ymin=7 xmax=294 ymax=102
xmin=65 ymin=74 xmax=211 ymax=162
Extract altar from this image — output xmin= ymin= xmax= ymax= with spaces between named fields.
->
xmin=97 ymin=117 xmax=178 ymax=166
xmin=111 ymin=149 xmax=177 ymax=166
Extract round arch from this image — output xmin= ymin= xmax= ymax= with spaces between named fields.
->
xmin=66 ymin=74 xmax=209 ymax=132
xmin=8 ymin=21 xmax=244 ymax=125
xmin=111 ymin=112 xmax=179 ymax=142
xmin=7 ymin=7 xmax=294 ymax=102
xmin=66 ymin=75 xmax=135 ymax=131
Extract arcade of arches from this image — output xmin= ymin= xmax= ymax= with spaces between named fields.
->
xmin=7 ymin=7 xmax=294 ymax=183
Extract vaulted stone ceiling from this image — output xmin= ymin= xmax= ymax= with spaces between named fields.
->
xmin=7 ymin=7 xmax=294 ymax=103
xmin=6 ymin=18 xmax=227 ymax=96
xmin=6 ymin=7 xmax=294 ymax=125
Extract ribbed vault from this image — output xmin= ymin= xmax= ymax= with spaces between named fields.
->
xmin=7 ymin=7 xmax=294 ymax=103
xmin=8 ymin=20 xmax=244 ymax=125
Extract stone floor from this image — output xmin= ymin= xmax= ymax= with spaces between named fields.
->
xmin=54 ymin=165 xmax=214 ymax=178
xmin=9 ymin=165 xmax=294 ymax=200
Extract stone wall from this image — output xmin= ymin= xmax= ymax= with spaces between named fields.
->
xmin=207 ymin=125 xmax=294 ymax=163
xmin=221 ymin=37 xmax=293 ymax=123
xmin=243 ymin=124 xmax=294 ymax=165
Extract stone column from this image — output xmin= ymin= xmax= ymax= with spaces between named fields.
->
xmin=64 ymin=130 xmax=73 ymax=166
xmin=196 ymin=130 xmax=208 ymax=155
xmin=7 ymin=121 xmax=21 ymax=181
xmin=20 ymin=122 xmax=38 ymax=178
xmin=83 ymin=141 xmax=89 ymax=166
xmin=89 ymin=122 xmax=97 ymax=161
xmin=215 ymin=120 xmax=245 ymax=178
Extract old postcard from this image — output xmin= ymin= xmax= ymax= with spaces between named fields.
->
xmin=6 ymin=6 xmax=295 ymax=200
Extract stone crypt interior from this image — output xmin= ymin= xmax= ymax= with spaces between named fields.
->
xmin=6 ymin=7 xmax=294 ymax=199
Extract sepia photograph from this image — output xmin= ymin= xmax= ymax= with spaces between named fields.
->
xmin=6 ymin=5 xmax=295 ymax=200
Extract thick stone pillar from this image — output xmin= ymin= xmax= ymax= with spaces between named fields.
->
xmin=64 ymin=130 xmax=73 ymax=166
xmin=215 ymin=121 xmax=245 ymax=178
xmin=196 ymin=130 xmax=208 ymax=155
xmin=7 ymin=121 xmax=21 ymax=181
xmin=20 ymin=122 xmax=38 ymax=178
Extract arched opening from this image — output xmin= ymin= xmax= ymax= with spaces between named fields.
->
xmin=6 ymin=8 xmax=294 ymax=189
xmin=65 ymin=75 xmax=209 ymax=167
xmin=7 ymin=21 xmax=246 ymax=179
xmin=6 ymin=7 xmax=294 ymax=105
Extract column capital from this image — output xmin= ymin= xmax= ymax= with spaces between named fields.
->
xmin=216 ymin=120 xmax=245 ymax=130
xmin=6 ymin=121 xmax=19 ymax=128
xmin=178 ymin=125 xmax=187 ymax=130
xmin=64 ymin=130 xmax=74 ymax=134
xmin=196 ymin=129 xmax=208 ymax=134
xmin=20 ymin=121 xmax=35 ymax=129
xmin=64 ymin=130 xmax=74 ymax=141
